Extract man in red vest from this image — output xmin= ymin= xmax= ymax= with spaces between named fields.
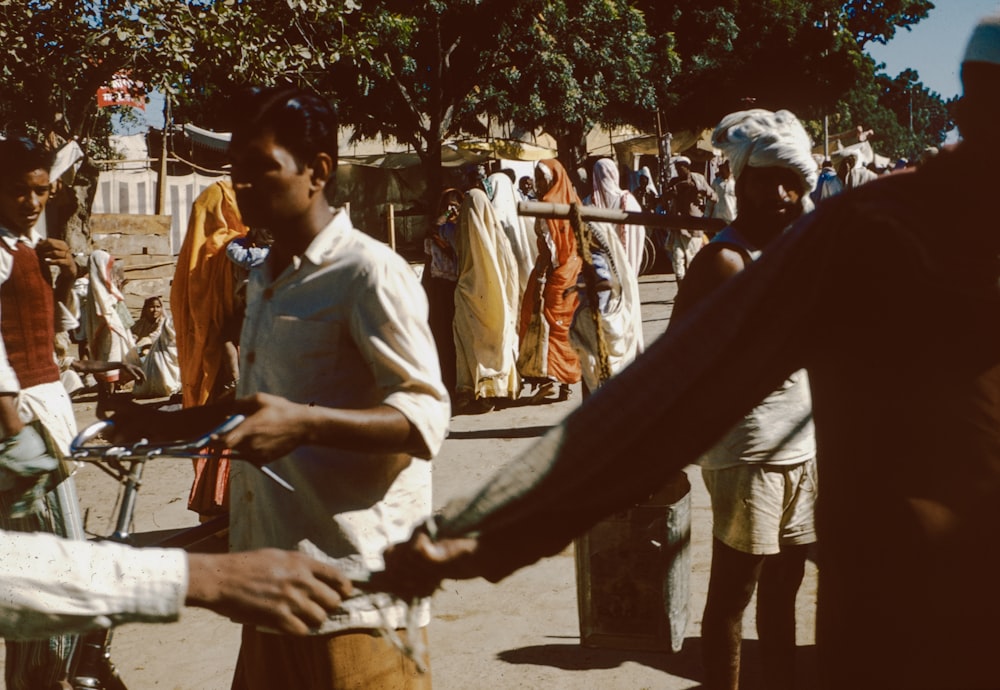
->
xmin=0 ymin=136 xmax=89 ymax=689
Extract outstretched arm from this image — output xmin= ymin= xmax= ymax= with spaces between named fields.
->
xmin=0 ymin=532 xmax=354 ymax=639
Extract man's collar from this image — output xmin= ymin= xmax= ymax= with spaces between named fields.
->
xmin=0 ymin=225 xmax=40 ymax=250
xmin=301 ymin=207 xmax=351 ymax=266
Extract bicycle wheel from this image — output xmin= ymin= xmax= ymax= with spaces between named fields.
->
xmin=639 ymin=233 xmax=657 ymax=276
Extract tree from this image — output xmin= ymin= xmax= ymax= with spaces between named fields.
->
xmin=0 ymin=0 xmax=136 ymax=151
xmin=841 ymin=0 xmax=934 ymax=48
xmin=478 ymin=0 xmax=661 ymax=190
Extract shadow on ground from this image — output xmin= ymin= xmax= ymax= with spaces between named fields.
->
xmin=496 ymin=638 xmax=818 ymax=690
xmin=447 ymin=425 xmax=551 ymax=440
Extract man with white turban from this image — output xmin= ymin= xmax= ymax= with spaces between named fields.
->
xmin=671 ymin=108 xmax=817 ymax=690
xmin=662 ymin=155 xmax=717 ymax=281
xmin=381 ymin=13 xmax=1000 ymax=690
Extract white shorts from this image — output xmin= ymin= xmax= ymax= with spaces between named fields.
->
xmin=702 ymin=459 xmax=817 ymax=555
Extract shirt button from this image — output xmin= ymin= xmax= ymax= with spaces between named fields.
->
xmin=246 ymin=351 xmax=256 ymax=364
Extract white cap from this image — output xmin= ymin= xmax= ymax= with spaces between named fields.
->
xmin=964 ymin=14 xmax=1000 ymax=65
xmin=673 ymin=155 xmax=692 ymax=166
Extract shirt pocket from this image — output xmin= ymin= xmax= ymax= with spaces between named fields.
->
xmin=264 ymin=315 xmax=343 ymax=401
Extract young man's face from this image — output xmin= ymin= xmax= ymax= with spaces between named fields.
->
xmin=737 ymin=166 xmax=806 ymax=232
xmin=0 ymin=169 xmax=50 ymax=237
xmin=229 ymin=128 xmax=314 ymax=231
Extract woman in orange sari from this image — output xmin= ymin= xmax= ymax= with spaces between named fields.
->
xmin=517 ymin=159 xmax=582 ymax=401
xmin=171 ymin=181 xmax=247 ymax=519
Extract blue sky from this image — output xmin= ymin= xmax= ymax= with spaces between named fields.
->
xmin=866 ymin=0 xmax=1000 ymax=100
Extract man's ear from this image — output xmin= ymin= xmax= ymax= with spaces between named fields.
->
xmin=309 ymin=152 xmax=334 ymax=192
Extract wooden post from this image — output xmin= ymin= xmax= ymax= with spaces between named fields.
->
xmin=156 ymin=94 xmax=170 ymax=216
xmin=386 ymin=204 xmax=396 ymax=251
xmin=517 ymin=201 xmax=725 ymax=233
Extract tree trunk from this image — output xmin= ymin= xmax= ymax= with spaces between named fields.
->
xmin=554 ymin=124 xmax=590 ymax=198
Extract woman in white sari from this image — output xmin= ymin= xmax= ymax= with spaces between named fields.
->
xmin=568 ymin=220 xmax=644 ymax=395
xmin=487 ymin=172 xmax=537 ymax=309
xmin=131 ymin=296 xmax=181 ymax=398
xmin=452 ymin=188 xmax=522 ymax=412
xmin=83 ymin=250 xmax=139 ymax=391
xmin=585 ymin=158 xmax=646 ymax=275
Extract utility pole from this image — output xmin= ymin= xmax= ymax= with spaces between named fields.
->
xmin=156 ymin=93 xmax=170 ymax=216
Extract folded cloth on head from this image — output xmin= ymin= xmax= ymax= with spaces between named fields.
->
xmin=711 ymin=109 xmax=817 ymax=192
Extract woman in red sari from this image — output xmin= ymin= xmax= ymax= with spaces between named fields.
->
xmin=517 ymin=159 xmax=582 ymax=401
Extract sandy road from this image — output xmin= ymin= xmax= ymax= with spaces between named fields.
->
xmin=2 ymin=272 xmax=818 ymax=689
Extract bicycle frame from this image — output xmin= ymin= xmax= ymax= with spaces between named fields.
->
xmin=60 ymin=416 xmax=263 ymax=690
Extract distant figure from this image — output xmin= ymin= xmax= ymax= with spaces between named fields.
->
xmin=634 ymin=165 xmax=659 ymax=212
xmin=518 ymin=175 xmax=537 ymax=202
xmin=707 ymin=160 xmax=738 ymax=225
xmin=662 ymin=156 xmax=717 ymax=281
xmin=131 ymin=296 xmax=181 ymax=399
xmin=517 ymin=159 xmax=583 ymax=402
xmin=585 ymin=158 xmax=646 ymax=276
xmin=171 ymin=180 xmax=248 ymax=518
xmin=811 ymin=159 xmax=843 ymax=204
xmin=84 ymin=250 xmax=140 ymax=396
xmin=423 ymin=188 xmax=462 ymax=397
xmin=453 ymin=188 xmax=521 ymax=413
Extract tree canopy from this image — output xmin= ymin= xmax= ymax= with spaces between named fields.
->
xmin=0 ymin=0 xmax=951 ymax=183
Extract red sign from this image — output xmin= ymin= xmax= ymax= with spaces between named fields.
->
xmin=96 ymin=73 xmax=146 ymax=110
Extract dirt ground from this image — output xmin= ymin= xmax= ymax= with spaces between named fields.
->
xmin=2 ymin=271 xmax=818 ymax=689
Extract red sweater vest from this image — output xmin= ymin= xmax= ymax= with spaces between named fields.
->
xmin=0 ymin=241 xmax=60 ymax=389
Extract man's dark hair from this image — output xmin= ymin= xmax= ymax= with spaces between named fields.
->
xmin=0 ymin=137 xmax=55 ymax=184
xmin=230 ymin=86 xmax=338 ymax=189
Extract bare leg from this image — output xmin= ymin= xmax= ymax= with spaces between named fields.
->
xmin=757 ymin=544 xmax=809 ymax=690
xmin=702 ymin=538 xmax=764 ymax=690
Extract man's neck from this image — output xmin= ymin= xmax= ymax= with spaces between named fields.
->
xmin=269 ymin=204 xmax=337 ymax=275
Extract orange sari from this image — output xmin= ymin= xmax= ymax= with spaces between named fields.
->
xmin=171 ymin=181 xmax=247 ymax=516
xmin=518 ymin=159 xmax=582 ymax=386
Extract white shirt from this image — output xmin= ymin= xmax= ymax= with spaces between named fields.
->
xmin=233 ymin=209 xmax=450 ymax=634
xmin=0 ymin=225 xmax=79 ymax=394
xmin=709 ymin=175 xmax=738 ymax=224
xmin=0 ymin=530 xmax=186 ymax=639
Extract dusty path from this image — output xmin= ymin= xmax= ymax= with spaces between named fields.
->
xmin=2 ymin=272 xmax=818 ymax=689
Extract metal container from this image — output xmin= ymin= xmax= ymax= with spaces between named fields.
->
xmin=575 ymin=471 xmax=691 ymax=652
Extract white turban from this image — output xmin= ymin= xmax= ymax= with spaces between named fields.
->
xmin=711 ymin=109 xmax=817 ymax=192
xmin=964 ymin=13 xmax=1000 ymax=65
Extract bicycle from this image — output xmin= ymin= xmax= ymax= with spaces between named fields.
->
xmin=59 ymin=415 xmax=252 ymax=690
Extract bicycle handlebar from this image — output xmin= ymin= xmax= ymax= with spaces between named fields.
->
xmin=70 ymin=414 xmax=294 ymax=491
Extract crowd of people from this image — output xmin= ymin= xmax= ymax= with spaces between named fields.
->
xmin=427 ymin=157 xmax=648 ymax=416
xmin=0 ymin=11 xmax=994 ymax=690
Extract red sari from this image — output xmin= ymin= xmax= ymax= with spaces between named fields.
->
xmin=518 ymin=159 xmax=582 ymax=386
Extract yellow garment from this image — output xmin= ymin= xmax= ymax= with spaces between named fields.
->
xmin=171 ymin=182 xmax=245 ymax=517
xmin=452 ymin=189 xmax=521 ymax=400
xmin=171 ymin=181 xmax=247 ymax=408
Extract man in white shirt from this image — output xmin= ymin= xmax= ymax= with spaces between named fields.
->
xmin=156 ymin=86 xmax=450 ymax=689
xmin=707 ymin=160 xmax=738 ymax=225
xmin=0 ymin=136 xmax=359 ymax=687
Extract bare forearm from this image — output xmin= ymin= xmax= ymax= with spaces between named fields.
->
xmin=0 ymin=394 xmax=23 ymax=438
xmin=225 ymin=395 xmax=425 ymax=462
